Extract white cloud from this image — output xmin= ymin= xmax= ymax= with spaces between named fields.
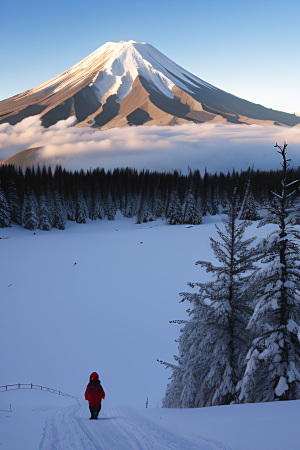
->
xmin=1 ymin=117 xmax=300 ymax=173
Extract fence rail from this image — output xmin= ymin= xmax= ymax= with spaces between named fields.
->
xmin=0 ymin=384 xmax=79 ymax=403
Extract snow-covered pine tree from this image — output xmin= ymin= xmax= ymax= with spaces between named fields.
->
xmin=160 ymin=309 xmax=208 ymax=408
xmin=114 ymin=187 xmax=121 ymax=213
xmin=0 ymin=180 xmax=11 ymax=228
xmin=137 ymin=192 xmax=150 ymax=223
xmin=105 ymin=192 xmax=116 ymax=220
xmin=239 ymin=143 xmax=300 ymax=403
xmin=201 ymin=169 xmax=213 ymax=216
xmin=196 ymin=195 xmax=202 ymax=218
xmin=131 ymin=190 xmax=139 ymax=217
xmin=210 ymin=184 xmax=219 ymax=215
xmin=38 ymin=193 xmax=52 ymax=231
xmin=183 ymin=188 xmax=202 ymax=225
xmin=7 ymin=179 xmax=21 ymax=225
xmin=220 ymin=188 xmax=229 ymax=211
xmin=166 ymin=188 xmax=183 ymax=225
xmin=124 ymin=190 xmax=135 ymax=218
xmin=53 ymin=188 xmax=67 ymax=230
xmin=66 ymin=194 xmax=76 ymax=221
xmin=85 ymin=185 xmax=93 ymax=219
xmin=239 ymin=177 xmax=260 ymax=221
xmin=151 ymin=186 xmax=164 ymax=220
xmin=22 ymin=192 xmax=39 ymax=230
xmin=90 ymin=183 xmax=105 ymax=220
xmin=158 ymin=320 xmax=188 ymax=408
xmin=240 ymin=191 xmax=260 ymax=221
xmin=160 ymin=187 xmax=260 ymax=407
xmin=46 ymin=185 xmax=56 ymax=227
xmin=91 ymin=194 xmax=105 ymax=220
xmin=76 ymin=189 xmax=88 ymax=224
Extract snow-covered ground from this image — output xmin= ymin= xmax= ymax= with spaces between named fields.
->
xmin=0 ymin=214 xmax=299 ymax=449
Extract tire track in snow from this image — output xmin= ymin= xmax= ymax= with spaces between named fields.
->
xmin=40 ymin=402 xmax=232 ymax=450
xmin=40 ymin=404 xmax=96 ymax=450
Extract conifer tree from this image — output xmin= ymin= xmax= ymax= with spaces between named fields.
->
xmin=152 ymin=187 xmax=164 ymax=220
xmin=239 ymin=177 xmax=260 ymax=221
xmin=125 ymin=190 xmax=136 ymax=218
xmin=53 ymin=189 xmax=67 ymax=230
xmin=137 ymin=193 xmax=150 ymax=223
xmin=105 ymin=192 xmax=116 ymax=220
xmin=183 ymin=188 xmax=202 ymax=225
xmin=85 ymin=185 xmax=93 ymax=219
xmin=66 ymin=194 xmax=76 ymax=221
xmin=0 ymin=181 xmax=11 ymax=228
xmin=202 ymin=169 xmax=212 ymax=216
xmin=7 ymin=179 xmax=21 ymax=225
xmin=240 ymin=191 xmax=260 ymax=221
xmin=122 ymin=187 xmax=136 ymax=218
xmin=38 ymin=193 xmax=52 ymax=231
xmin=196 ymin=195 xmax=202 ymax=218
xmin=239 ymin=143 xmax=300 ymax=403
xmin=76 ymin=190 xmax=88 ymax=224
xmin=160 ymin=188 xmax=259 ymax=407
xmin=90 ymin=189 xmax=105 ymax=220
xmin=211 ymin=185 xmax=220 ymax=215
xmin=22 ymin=192 xmax=39 ymax=230
xmin=46 ymin=185 xmax=56 ymax=227
xmin=166 ymin=188 xmax=183 ymax=225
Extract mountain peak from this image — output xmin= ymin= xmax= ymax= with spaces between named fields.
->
xmin=118 ymin=40 xmax=137 ymax=44
xmin=0 ymin=40 xmax=300 ymax=129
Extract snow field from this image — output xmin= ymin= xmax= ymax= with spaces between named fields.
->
xmin=141 ymin=399 xmax=300 ymax=450
xmin=0 ymin=214 xmax=219 ymax=409
xmin=1 ymin=213 xmax=299 ymax=449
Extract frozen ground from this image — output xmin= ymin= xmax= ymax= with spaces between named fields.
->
xmin=0 ymin=214 xmax=298 ymax=449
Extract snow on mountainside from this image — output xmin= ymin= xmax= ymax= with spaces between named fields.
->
xmin=30 ymin=40 xmax=205 ymax=101
xmin=0 ymin=40 xmax=299 ymax=130
xmin=87 ymin=40 xmax=216 ymax=102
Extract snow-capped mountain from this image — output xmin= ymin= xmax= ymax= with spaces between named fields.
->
xmin=0 ymin=40 xmax=299 ymax=129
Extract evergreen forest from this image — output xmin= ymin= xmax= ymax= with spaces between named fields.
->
xmin=1 ymin=162 xmax=300 ymax=230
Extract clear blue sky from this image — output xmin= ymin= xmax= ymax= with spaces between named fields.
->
xmin=0 ymin=0 xmax=299 ymax=114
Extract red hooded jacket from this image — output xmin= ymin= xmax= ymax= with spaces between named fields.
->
xmin=85 ymin=372 xmax=105 ymax=406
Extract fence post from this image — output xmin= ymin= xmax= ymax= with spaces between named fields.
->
xmin=146 ymin=397 xmax=148 ymax=408
xmin=18 ymin=384 xmax=20 ymax=389
xmin=31 ymin=384 xmax=32 ymax=389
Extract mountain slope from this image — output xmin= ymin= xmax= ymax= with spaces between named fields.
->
xmin=0 ymin=40 xmax=299 ymax=129
xmin=0 ymin=147 xmax=42 ymax=168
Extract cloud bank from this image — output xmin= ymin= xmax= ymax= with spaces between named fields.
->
xmin=1 ymin=117 xmax=300 ymax=174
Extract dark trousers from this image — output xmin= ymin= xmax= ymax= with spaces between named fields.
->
xmin=89 ymin=404 xmax=101 ymax=419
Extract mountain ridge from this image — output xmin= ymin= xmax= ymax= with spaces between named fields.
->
xmin=0 ymin=40 xmax=299 ymax=129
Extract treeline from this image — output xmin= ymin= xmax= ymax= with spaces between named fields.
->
xmin=0 ymin=163 xmax=299 ymax=230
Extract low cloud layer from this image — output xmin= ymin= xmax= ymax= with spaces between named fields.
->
xmin=1 ymin=117 xmax=300 ymax=174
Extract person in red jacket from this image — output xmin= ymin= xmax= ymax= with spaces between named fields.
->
xmin=85 ymin=372 xmax=105 ymax=419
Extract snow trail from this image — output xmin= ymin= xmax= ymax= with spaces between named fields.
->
xmin=40 ymin=403 xmax=231 ymax=450
xmin=39 ymin=404 xmax=94 ymax=450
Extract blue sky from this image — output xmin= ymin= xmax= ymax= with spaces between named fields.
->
xmin=0 ymin=0 xmax=299 ymax=114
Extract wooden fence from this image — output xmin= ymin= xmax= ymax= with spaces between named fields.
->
xmin=0 ymin=383 xmax=79 ymax=404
